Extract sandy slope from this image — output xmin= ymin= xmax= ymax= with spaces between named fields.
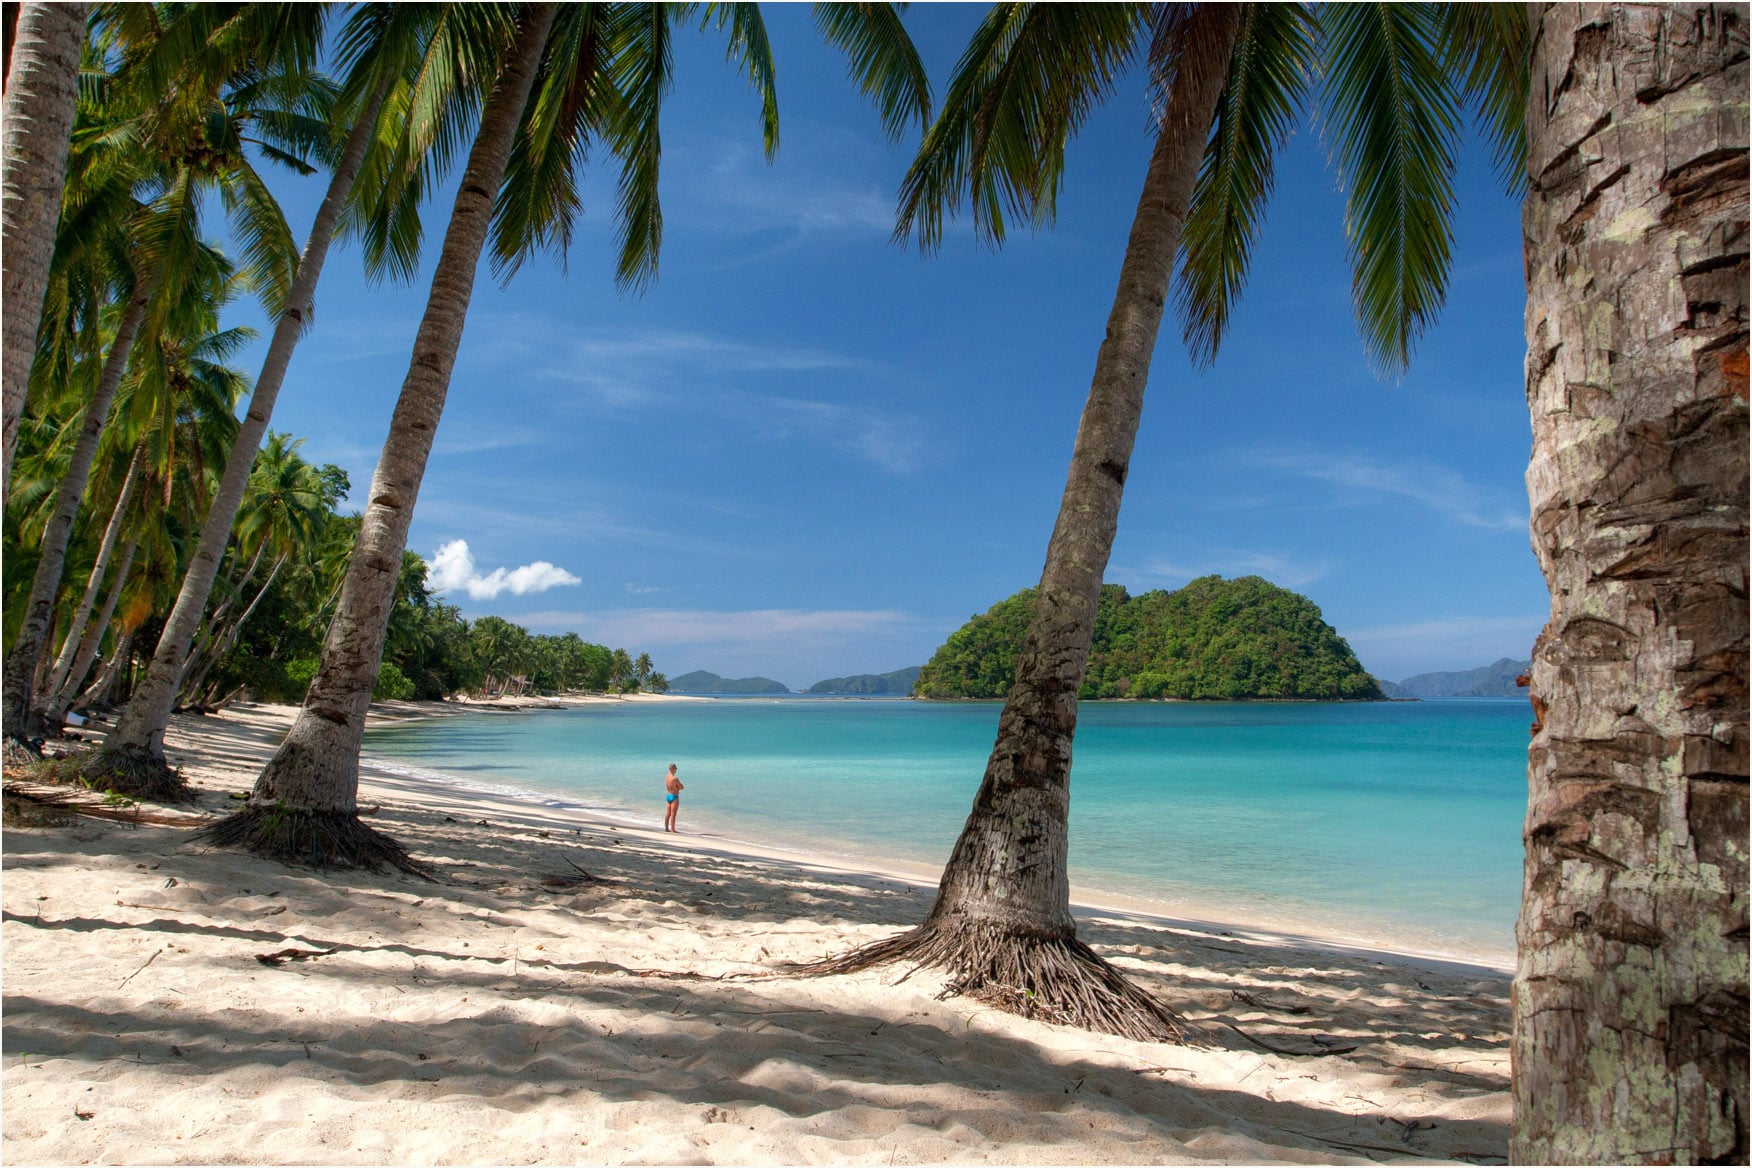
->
xmin=2 ymin=702 xmax=1512 ymax=1165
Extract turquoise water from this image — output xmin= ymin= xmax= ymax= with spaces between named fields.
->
xmin=362 ymin=698 xmax=1529 ymax=965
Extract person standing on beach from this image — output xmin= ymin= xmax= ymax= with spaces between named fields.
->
xmin=663 ymin=764 xmax=683 ymax=833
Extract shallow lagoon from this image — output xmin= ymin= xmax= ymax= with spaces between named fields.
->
xmin=364 ymin=697 xmax=1529 ymax=965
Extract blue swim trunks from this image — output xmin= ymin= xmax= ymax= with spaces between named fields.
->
xmin=666 ymin=793 xmax=677 ymax=803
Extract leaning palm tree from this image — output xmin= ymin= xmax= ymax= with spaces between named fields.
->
xmin=2 ymin=1 xmax=89 ymax=484
xmin=2 ymin=9 xmax=320 ymax=748
xmin=816 ymin=2 xmax=1499 ymax=1042
xmin=204 ymin=2 xmax=930 ymax=871
xmin=87 ymin=3 xmax=500 ymax=786
xmin=1511 ymin=3 xmax=1747 ymax=1160
xmin=201 ymin=3 xmax=560 ymax=868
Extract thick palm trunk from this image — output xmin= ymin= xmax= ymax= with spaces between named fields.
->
xmin=2 ymin=1 xmax=86 ymax=485
xmin=93 ymin=76 xmax=393 ymax=778
xmin=198 ymin=5 xmax=557 ymax=868
xmin=1513 ymin=5 xmax=1748 ymax=1162
xmin=819 ymin=6 xmax=1240 ymax=1044
xmin=2 ymin=273 xmax=152 ymax=744
xmin=46 ymin=532 xmax=138 ymax=723
xmin=41 ymin=441 xmax=144 ymax=706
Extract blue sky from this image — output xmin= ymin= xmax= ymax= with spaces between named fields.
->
xmin=230 ymin=6 xmax=1547 ymax=690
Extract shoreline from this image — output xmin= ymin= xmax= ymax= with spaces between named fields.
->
xmin=357 ymin=698 xmax=1516 ymax=975
xmin=4 ymin=699 xmax=1514 ymax=1165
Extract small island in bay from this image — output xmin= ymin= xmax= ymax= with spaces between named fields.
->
xmin=915 ymin=575 xmax=1382 ymax=701
xmin=667 ymin=670 xmax=792 ymax=695
xmin=806 ymin=666 xmax=921 ymax=696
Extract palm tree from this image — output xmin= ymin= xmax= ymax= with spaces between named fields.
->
xmin=177 ymin=432 xmax=335 ymax=706
xmin=201 ymin=3 xmax=559 ymax=870
xmin=204 ymin=3 xmax=929 ymax=871
xmin=3 ymin=9 xmax=318 ymax=749
xmin=818 ymin=2 xmax=1490 ymax=1042
xmin=2 ymin=1 xmax=89 ymax=483
xmin=1511 ymin=4 xmax=1748 ymax=1161
xmin=36 ymin=440 xmax=146 ymax=720
xmin=90 ymin=4 xmax=485 ymax=783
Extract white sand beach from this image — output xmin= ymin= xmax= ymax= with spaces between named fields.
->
xmin=4 ymin=701 xmax=1512 ymax=1165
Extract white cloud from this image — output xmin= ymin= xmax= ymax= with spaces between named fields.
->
xmin=427 ymin=540 xmax=582 ymax=602
xmin=1236 ymin=448 xmax=1528 ymax=533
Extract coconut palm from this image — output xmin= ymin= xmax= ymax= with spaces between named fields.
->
xmin=2 ymin=1 xmax=89 ymax=483
xmin=201 ymin=3 xmax=559 ymax=868
xmin=204 ymin=2 xmax=930 ymax=871
xmin=1511 ymin=4 xmax=1748 ymax=1160
xmin=37 ymin=441 xmax=146 ymax=712
xmin=177 ymin=433 xmax=338 ymax=706
xmin=92 ymin=4 xmax=496 ymax=781
xmin=2 ymin=10 xmax=324 ymax=748
xmin=817 ymin=2 xmax=1498 ymax=1041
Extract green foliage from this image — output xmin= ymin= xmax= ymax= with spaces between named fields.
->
xmin=915 ymin=576 xmax=1382 ymax=702
xmin=372 ymin=661 xmax=415 ymax=702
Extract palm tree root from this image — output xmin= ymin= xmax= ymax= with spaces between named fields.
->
xmin=194 ymin=804 xmax=434 ymax=880
xmin=77 ymin=744 xmax=194 ymax=803
xmin=806 ymin=917 xmax=1198 ymax=1044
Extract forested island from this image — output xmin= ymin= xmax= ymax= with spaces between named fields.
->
xmin=668 ymin=670 xmax=791 ymax=695
xmin=914 ymin=576 xmax=1382 ymax=701
xmin=807 ymin=666 xmax=921 ymax=695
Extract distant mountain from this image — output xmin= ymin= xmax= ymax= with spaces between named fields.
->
xmin=806 ymin=666 xmax=921 ymax=696
xmin=1389 ymin=657 xmax=1530 ymax=698
xmin=668 ymin=670 xmax=790 ymax=695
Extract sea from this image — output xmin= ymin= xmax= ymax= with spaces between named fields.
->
xmin=362 ymin=697 xmax=1530 ymax=968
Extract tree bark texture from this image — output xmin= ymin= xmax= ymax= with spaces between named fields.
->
xmin=1514 ymin=5 xmax=1748 ymax=1163
xmin=2 ymin=274 xmax=152 ymax=741
xmin=243 ymin=5 xmax=555 ymax=823
xmin=929 ymin=4 xmax=1239 ymax=945
xmin=103 ymin=76 xmax=394 ymax=766
xmin=1 ymin=1 xmax=85 ymax=485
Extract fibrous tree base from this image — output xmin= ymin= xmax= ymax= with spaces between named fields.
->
xmin=195 ymin=805 xmax=433 ymax=879
xmin=809 ymin=916 xmax=1197 ymax=1044
xmin=78 ymin=743 xmax=193 ymax=803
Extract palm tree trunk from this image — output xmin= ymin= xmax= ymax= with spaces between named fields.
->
xmin=179 ymin=551 xmax=286 ymax=705
xmin=46 ymin=532 xmax=138 ymax=722
xmin=93 ymin=73 xmax=394 ymax=777
xmin=817 ymin=6 xmax=1241 ymax=1044
xmin=41 ymin=440 xmax=145 ymax=705
xmin=1513 ymin=5 xmax=1748 ymax=1162
xmin=199 ymin=4 xmax=557 ymax=867
xmin=2 ymin=271 xmax=153 ymax=744
xmin=2 ymin=1 xmax=87 ymax=485
xmin=80 ymin=627 xmax=133 ymax=709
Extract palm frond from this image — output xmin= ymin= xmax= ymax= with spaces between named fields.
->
xmin=491 ymin=3 xmax=614 ymax=281
xmin=1176 ymin=2 xmax=1315 ymax=366
xmin=813 ymin=2 xmax=931 ymax=142
xmin=706 ymin=3 xmax=780 ymax=157
xmin=1439 ymin=3 xmax=1528 ymax=193
xmin=215 ymin=157 xmax=299 ymax=317
xmin=603 ymin=2 xmax=676 ymax=291
xmin=896 ymin=2 xmax=1148 ymax=251
xmin=1315 ymin=2 xmax=1460 ymax=376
